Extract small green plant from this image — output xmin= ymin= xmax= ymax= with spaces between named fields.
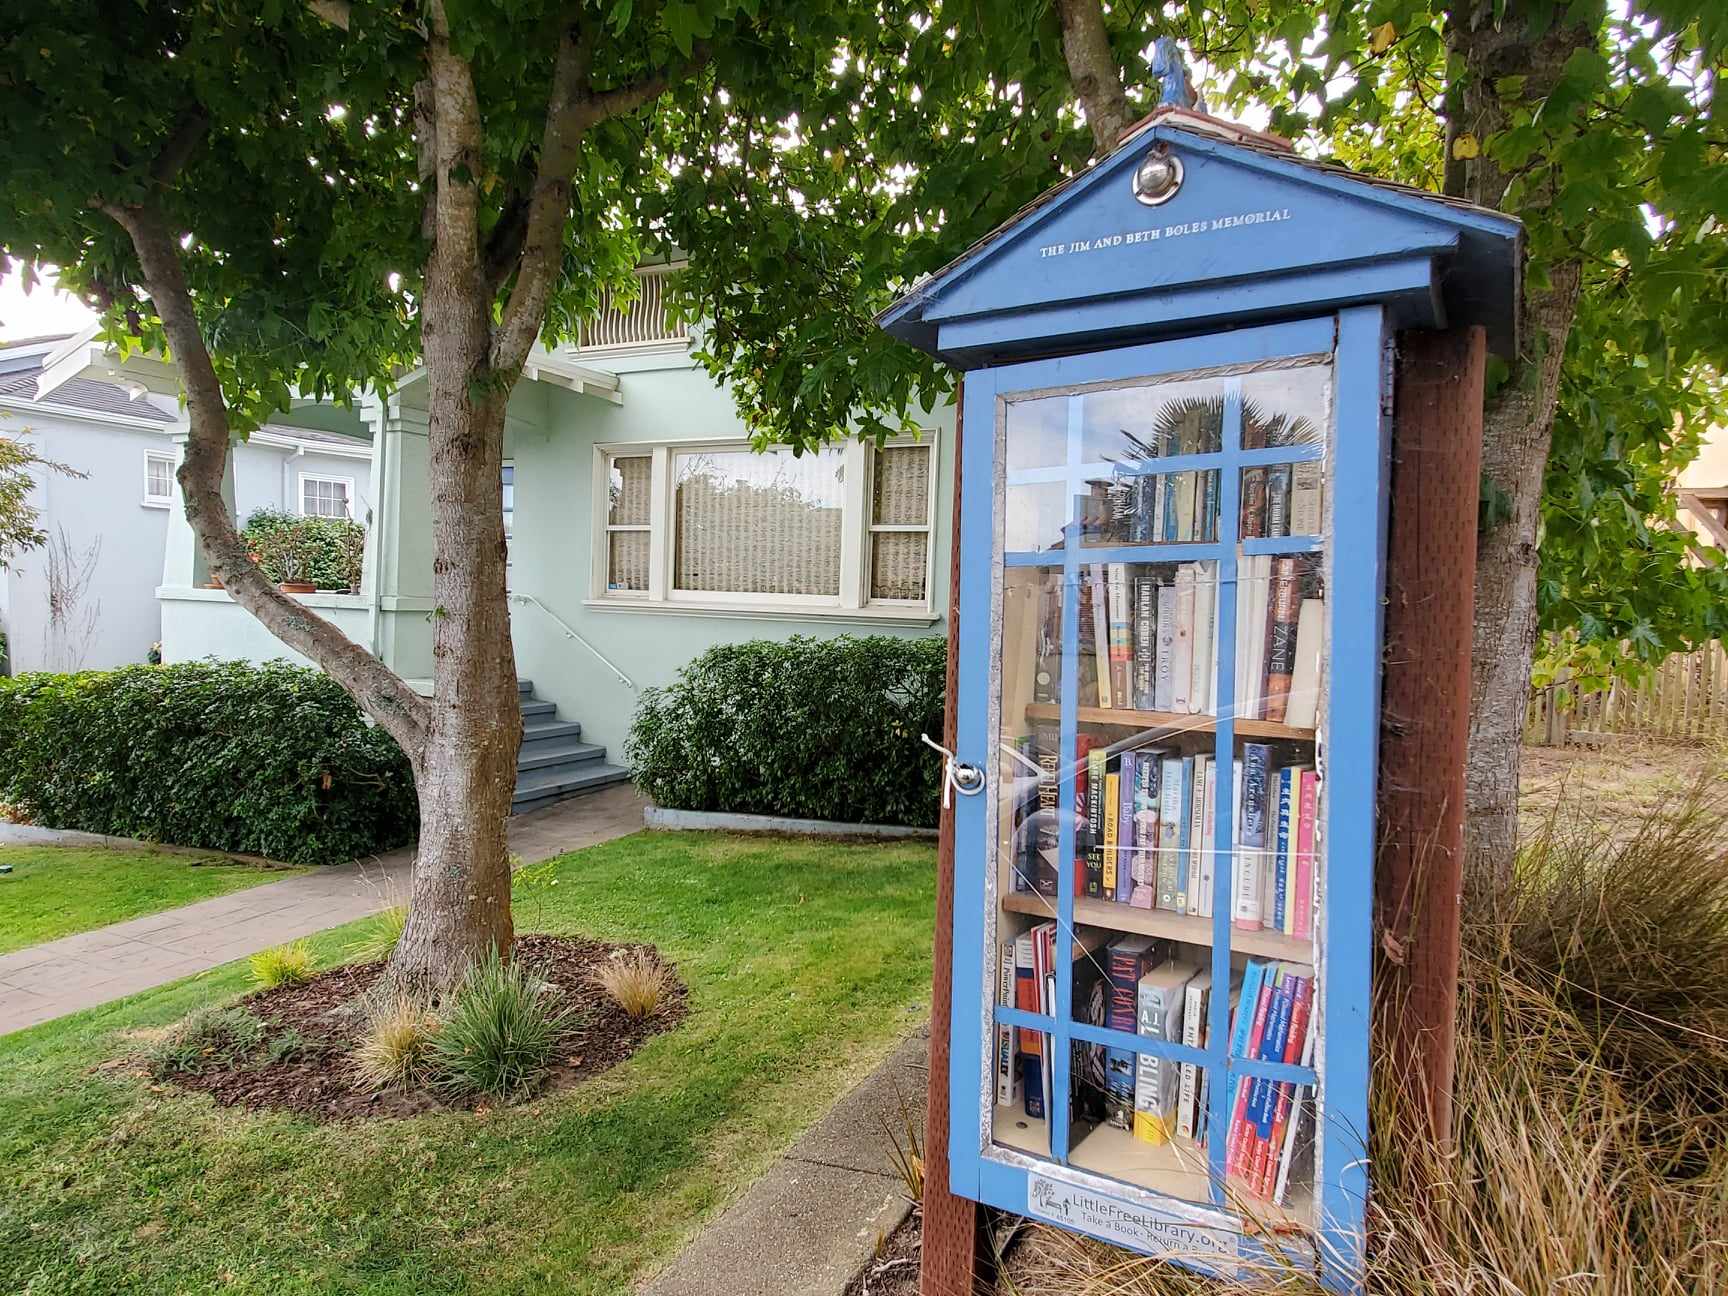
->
xmin=249 ymin=940 xmax=316 ymax=989
xmin=878 ymin=1084 xmax=925 ymax=1204
xmin=144 ymin=1005 xmax=264 ymax=1077
xmin=265 ymin=1028 xmax=310 ymax=1064
xmin=429 ymin=949 xmax=567 ymax=1100
xmin=588 ymin=949 xmax=673 ymax=1020
xmin=353 ymin=995 xmax=441 ymax=1091
xmin=349 ymin=904 xmax=408 ymax=964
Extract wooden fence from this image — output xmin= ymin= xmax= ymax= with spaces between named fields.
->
xmin=1527 ymin=640 xmax=1728 ymax=746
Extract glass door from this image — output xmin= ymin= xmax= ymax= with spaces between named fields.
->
xmin=985 ymin=350 xmax=1332 ymax=1237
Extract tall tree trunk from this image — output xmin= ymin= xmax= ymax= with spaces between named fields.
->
xmin=1444 ymin=1 xmax=1596 ymax=890
xmin=1055 ymin=0 xmax=1133 ymax=153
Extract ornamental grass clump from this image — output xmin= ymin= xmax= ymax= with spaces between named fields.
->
xmin=348 ymin=904 xmax=408 ymax=964
xmin=429 ymin=949 xmax=568 ymax=1100
xmin=588 ymin=949 xmax=674 ymax=1020
xmin=144 ymin=1005 xmax=265 ymax=1078
xmin=999 ymin=774 xmax=1728 ymax=1296
xmin=249 ymin=940 xmax=315 ymax=989
xmin=352 ymin=995 xmax=441 ymax=1092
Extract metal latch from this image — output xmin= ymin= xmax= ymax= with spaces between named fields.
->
xmin=920 ymin=733 xmax=985 ymax=809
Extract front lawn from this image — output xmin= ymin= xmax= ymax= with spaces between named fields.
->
xmin=0 ymin=830 xmax=936 ymax=1295
xmin=0 ymin=844 xmax=304 ymax=955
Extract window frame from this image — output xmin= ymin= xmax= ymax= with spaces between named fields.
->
xmin=587 ymin=433 xmax=941 ymax=620
xmin=864 ymin=437 xmax=939 ymax=608
xmin=298 ymin=472 xmax=355 ymax=519
xmin=142 ymin=449 xmax=176 ymax=508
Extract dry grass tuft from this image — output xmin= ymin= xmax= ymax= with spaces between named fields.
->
xmin=999 ymin=773 xmax=1728 ymax=1296
xmin=588 ymin=949 xmax=674 ymax=1019
xmin=352 ymin=994 xmax=441 ymax=1091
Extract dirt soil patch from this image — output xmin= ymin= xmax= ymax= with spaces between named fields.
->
xmin=844 ymin=1208 xmax=922 ymax=1296
xmin=160 ymin=934 xmax=687 ymax=1121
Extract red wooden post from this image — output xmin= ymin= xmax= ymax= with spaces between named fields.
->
xmin=921 ymin=381 xmax=991 ymax=1295
xmin=1375 ymin=326 xmax=1486 ymax=1142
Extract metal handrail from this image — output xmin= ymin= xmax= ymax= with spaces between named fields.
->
xmin=509 ymin=592 xmax=638 ymax=691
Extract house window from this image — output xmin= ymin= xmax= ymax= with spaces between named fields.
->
xmin=605 ymin=454 xmax=652 ymax=593
xmin=502 ymin=461 xmax=515 ymax=591
xmin=868 ymin=443 xmax=933 ymax=602
xmin=672 ymin=447 xmax=845 ymax=598
xmin=143 ymin=451 xmax=175 ymax=507
xmin=300 ymin=474 xmax=353 ymax=518
xmin=591 ymin=433 xmax=940 ymax=618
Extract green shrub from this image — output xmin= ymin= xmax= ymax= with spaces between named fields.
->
xmin=625 ymin=635 xmax=945 ymax=828
xmin=0 ymin=661 xmax=418 ymax=865
xmin=145 ymin=1005 xmax=264 ymax=1077
xmin=242 ymin=508 xmax=365 ymax=592
xmin=349 ymin=904 xmax=408 ymax=964
xmin=249 ymin=940 xmax=316 ymax=989
xmin=265 ymin=1028 xmax=311 ymax=1065
xmin=429 ymin=949 xmax=568 ymax=1100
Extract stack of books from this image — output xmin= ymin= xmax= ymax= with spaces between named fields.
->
xmin=1234 ymin=555 xmax=1322 ymax=726
xmin=1232 ymin=744 xmax=1319 ymax=939
xmin=1239 ymin=461 xmax=1324 ymax=540
xmin=1222 ymin=958 xmax=1317 ymax=1205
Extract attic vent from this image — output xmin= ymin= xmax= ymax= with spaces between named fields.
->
xmin=580 ymin=266 xmax=690 ymax=351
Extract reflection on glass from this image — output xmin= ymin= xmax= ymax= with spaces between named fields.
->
xmin=672 ymin=447 xmax=843 ymax=595
xmin=1239 ymin=459 xmax=1325 ymax=539
xmin=1081 ymin=377 xmax=1226 ymax=463
xmin=1005 ymin=396 xmax=1068 ymax=472
xmin=1241 ymin=365 xmax=1329 ymax=450
xmin=1233 ymin=552 xmax=1323 ymax=727
xmin=1004 ymin=481 xmax=1069 ymax=553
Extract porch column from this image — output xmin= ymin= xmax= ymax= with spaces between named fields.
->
xmin=366 ymin=395 xmax=436 ymax=683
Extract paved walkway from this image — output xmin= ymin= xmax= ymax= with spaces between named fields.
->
xmin=0 ymin=782 xmax=646 ymax=1036
xmin=638 ymin=1026 xmax=928 ymax=1296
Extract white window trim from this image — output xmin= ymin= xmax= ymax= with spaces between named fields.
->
xmin=298 ymin=472 xmax=355 ymax=519
xmin=588 ymin=432 xmax=940 ymax=620
xmin=142 ymin=450 xmax=176 ymax=509
xmin=863 ymin=437 xmax=939 ymax=609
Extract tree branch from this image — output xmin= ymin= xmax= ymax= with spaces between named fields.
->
xmin=308 ymin=0 xmax=350 ymax=30
xmin=150 ymin=107 xmax=211 ymax=187
xmin=1055 ymin=0 xmax=1133 ymax=154
xmin=491 ymin=24 xmax=711 ymax=373
xmin=96 ymin=200 xmax=431 ymax=758
xmin=424 ymin=0 xmax=485 ymax=287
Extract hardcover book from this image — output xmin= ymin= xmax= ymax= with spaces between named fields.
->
xmin=1133 ymin=960 xmax=1199 ymax=1145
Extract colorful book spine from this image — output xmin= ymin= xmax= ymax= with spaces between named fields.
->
xmin=1197 ymin=758 xmax=1219 ymax=919
xmin=1174 ymin=757 xmax=1195 ymax=916
xmin=1086 ymin=744 xmax=1106 ymax=899
xmin=1226 ymin=966 xmax=1278 ymax=1178
xmin=1133 ymin=963 xmax=1196 ymax=1145
xmin=1265 ymin=463 xmax=1292 ymax=538
xmin=1102 ymin=767 xmax=1120 ymax=898
xmin=1274 ymin=766 xmax=1294 ymax=934
xmin=1032 ymin=724 xmax=1060 ymax=898
xmin=1294 ymin=768 xmax=1318 ymax=941
xmin=1189 ymin=569 xmax=1216 ymax=715
xmin=1157 ymin=756 xmax=1184 ymax=910
xmin=1234 ymin=744 xmax=1272 ymax=930
xmin=1132 ymin=574 xmax=1157 ymax=708
xmin=1089 ymin=563 xmax=1113 ymax=708
xmin=1131 ymin=754 xmax=1159 ymax=909
xmin=1154 ymin=583 xmax=1177 ymax=711
xmin=1176 ymin=972 xmax=1210 ymax=1141
xmin=1104 ymin=936 xmax=1157 ymax=1129
xmin=1116 ymin=754 xmax=1136 ymax=903
xmin=1108 ymin=562 xmax=1132 ymax=706
xmin=1264 ymin=557 xmax=1301 ymax=723
xmin=996 ymin=941 xmax=1020 ymax=1107
xmin=1223 ymin=961 xmax=1267 ymax=1166
xmin=1171 ymin=565 xmax=1196 ymax=713
xmin=1290 ymin=459 xmax=1324 ymax=537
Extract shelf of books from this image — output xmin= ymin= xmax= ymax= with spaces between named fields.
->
xmin=986 ymin=362 xmax=1331 ymax=1239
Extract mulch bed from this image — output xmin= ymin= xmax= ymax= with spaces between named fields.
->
xmin=159 ymin=934 xmax=687 ymax=1121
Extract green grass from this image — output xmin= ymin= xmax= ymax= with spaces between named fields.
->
xmin=0 ymin=831 xmax=936 ymax=1295
xmin=0 ymin=845 xmax=304 ymax=954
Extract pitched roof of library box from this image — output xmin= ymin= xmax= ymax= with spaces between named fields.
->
xmin=879 ymin=108 xmax=1524 ymax=368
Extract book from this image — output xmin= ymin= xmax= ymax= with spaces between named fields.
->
xmin=1226 ymin=964 xmax=1278 ymax=1178
xmin=1263 ymin=557 xmax=1301 ymax=723
xmin=1133 ymin=960 xmax=1199 ymax=1145
xmin=1265 ymin=464 xmax=1292 ymax=537
xmin=1197 ymin=757 xmax=1220 ymax=919
xmin=1085 ymin=743 xmax=1106 ymax=899
xmin=1175 ymin=970 xmax=1212 ymax=1141
xmin=1032 ymin=724 xmax=1060 ymax=897
xmin=1157 ymin=755 xmax=1184 ymax=910
xmin=1189 ymin=567 xmax=1216 ymax=715
xmin=1130 ymin=754 xmax=1160 ymax=908
xmin=1222 ymin=960 xmax=1268 ymax=1169
xmin=1234 ymin=744 xmax=1272 ymax=930
xmin=1154 ymin=583 xmax=1178 ymax=711
xmin=1274 ymin=766 xmax=1295 ymax=935
xmin=1171 ymin=565 xmax=1196 ymax=714
xmin=996 ymin=941 xmax=1020 ymax=1107
xmin=1294 ymin=768 xmax=1318 ymax=941
xmin=1132 ymin=574 xmax=1157 ymax=707
xmin=1116 ymin=754 xmax=1137 ymax=903
xmin=1241 ymin=467 xmax=1268 ymax=539
xmin=1284 ymin=597 xmax=1324 ymax=730
xmin=1107 ymin=563 xmax=1132 ymax=706
xmin=1272 ymin=1010 xmax=1319 ymax=1206
xmin=1184 ymin=755 xmax=1207 ymax=915
xmin=1102 ymin=767 xmax=1120 ymax=898
xmin=1290 ymin=459 xmax=1324 ymax=537
xmin=1033 ymin=571 xmax=1062 ymax=705
xmin=1103 ymin=935 xmax=1161 ymax=1130
xmin=1089 ymin=563 xmax=1112 ymax=708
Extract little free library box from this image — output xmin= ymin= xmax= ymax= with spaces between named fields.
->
xmin=880 ymin=107 xmax=1522 ymax=1292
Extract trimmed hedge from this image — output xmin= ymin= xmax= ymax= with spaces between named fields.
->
xmin=242 ymin=509 xmax=366 ymax=592
xmin=626 ymin=634 xmax=945 ymax=829
xmin=0 ymin=661 xmax=417 ymax=865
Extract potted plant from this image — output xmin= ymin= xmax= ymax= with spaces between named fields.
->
xmin=252 ymin=525 xmax=317 ymax=593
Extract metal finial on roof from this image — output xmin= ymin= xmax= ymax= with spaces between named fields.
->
xmin=1150 ymin=36 xmax=1205 ymax=113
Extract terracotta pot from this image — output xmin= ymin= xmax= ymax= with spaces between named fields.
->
xmin=279 ymin=581 xmax=317 ymax=594
xmin=203 ymin=577 xmax=224 ymax=590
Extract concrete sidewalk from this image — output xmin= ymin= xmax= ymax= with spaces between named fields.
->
xmin=638 ymin=1025 xmax=929 ymax=1296
xmin=0 ymin=782 xmax=645 ymax=1036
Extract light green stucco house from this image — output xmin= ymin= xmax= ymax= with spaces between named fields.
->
xmin=57 ymin=267 xmax=956 ymax=808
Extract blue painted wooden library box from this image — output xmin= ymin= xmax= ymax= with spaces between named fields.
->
xmin=880 ymin=111 xmax=1521 ymax=1291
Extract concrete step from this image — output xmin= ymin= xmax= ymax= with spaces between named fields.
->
xmin=521 ymin=717 xmax=583 ymax=745
xmin=511 ymin=761 xmax=632 ymax=811
xmin=517 ymin=679 xmax=534 ymax=695
xmin=519 ymin=699 xmax=557 ymax=720
xmin=515 ymin=738 xmax=607 ymax=772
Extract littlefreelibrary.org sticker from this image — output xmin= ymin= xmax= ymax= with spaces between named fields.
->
xmin=1026 ymin=1173 xmax=1240 ymax=1266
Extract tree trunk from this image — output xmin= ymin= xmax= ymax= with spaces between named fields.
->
xmin=1055 ymin=0 xmax=1133 ymax=153
xmin=1444 ymin=1 xmax=1596 ymax=891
